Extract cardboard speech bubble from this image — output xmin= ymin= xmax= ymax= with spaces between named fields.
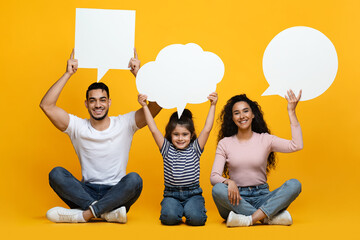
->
xmin=262 ymin=26 xmax=338 ymax=101
xmin=75 ymin=8 xmax=135 ymax=82
xmin=136 ymin=43 xmax=224 ymax=116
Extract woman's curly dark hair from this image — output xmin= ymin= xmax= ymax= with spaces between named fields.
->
xmin=218 ymin=94 xmax=276 ymax=176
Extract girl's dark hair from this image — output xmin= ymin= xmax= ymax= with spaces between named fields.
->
xmin=165 ymin=109 xmax=197 ymax=143
xmin=218 ymin=94 xmax=276 ymax=175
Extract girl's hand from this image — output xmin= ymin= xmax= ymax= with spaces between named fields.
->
xmin=66 ymin=49 xmax=78 ymax=75
xmin=225 ymin=179 xmax=241 ymax=205
xmin=285 ymin=89 xmax=302 ymax=112
xmin=128 ymin=48 xmax=140 ymax=77
xmin=208 ymin=92 xmax=218 ymax=106
xmin=138 ymin=94 xmax=148 ymax=107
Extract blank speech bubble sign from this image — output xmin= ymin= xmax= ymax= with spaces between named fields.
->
xmin=75 ymin=8 xmax=135 ymax=82
xmin=262 ymin=26 xmax=338 ymax=101
xmin=136 ymin=43 xmax=224 ymax=117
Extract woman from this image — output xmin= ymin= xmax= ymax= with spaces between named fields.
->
xmin=210 ymin=90 xmax=303 ymax=227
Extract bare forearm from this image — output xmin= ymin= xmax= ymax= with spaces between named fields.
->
xmin=203 ymin=104 xmax=216 ymax=133
xmin=143 ymin=104 xmax=164 ymax=148
xmin=148 ymin=101 xmax=162 ymax=118
xmin=40 ymin=72 xmax=71 ymax=109
xmin=143 ymin=105 xmax=159 ymax=133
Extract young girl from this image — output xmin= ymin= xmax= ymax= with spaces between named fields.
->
xmin=211 ymin=90 xmax=303 ymax=227
xmin=138 ymin=92 xmax=218 ymax=226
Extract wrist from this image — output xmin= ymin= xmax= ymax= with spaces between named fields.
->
xmin=64 ymin=72 xmax=72 ymax=77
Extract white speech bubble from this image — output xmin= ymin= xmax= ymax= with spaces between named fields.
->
xmin=136 ymin=43 xmax=224 ymax=116
xmin=262 ymin=26 xmax=338 ymax=101
xmin=75 ymin=8 xmax=135 ymax=82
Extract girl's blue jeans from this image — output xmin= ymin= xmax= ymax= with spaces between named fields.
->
xmin=160 ymin=183 xmax=207 ymax=226
xmin=48 ymin=167 xmax=143 ymax=218
xmin=212 ymin=179 xmax=301 ymax=219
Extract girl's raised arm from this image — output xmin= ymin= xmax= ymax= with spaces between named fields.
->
xmin=198 ymin=92 xmax=218 ymax=150
xmin=138 ymin=94 xmax=164 ymax=149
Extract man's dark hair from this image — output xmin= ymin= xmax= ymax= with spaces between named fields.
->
xmin=86 ymin=82 xmax=110 ymax=99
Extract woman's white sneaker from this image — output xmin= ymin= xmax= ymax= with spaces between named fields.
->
xmin=263 ymin=210 xmax=293 ymax=225
xmin=226 ymin=211 xmax=252 ymax=227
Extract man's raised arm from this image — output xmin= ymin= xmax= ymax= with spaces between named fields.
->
xmin=40 ymin=50 xmax=78 ymax=131
xmin=128 ymin=48 xmax=162 ymax=129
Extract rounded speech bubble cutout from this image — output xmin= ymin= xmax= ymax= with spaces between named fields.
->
xmin=136 ymin=43 xmax=225 ymax=117
xmin=262 ymin=26 xmax=338 ymax=101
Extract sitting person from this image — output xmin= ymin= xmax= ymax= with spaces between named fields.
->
xmin=211 ymin=90 xmax=303 ymax=227
xmin=40 ymin=49 xmax=161 ymax=223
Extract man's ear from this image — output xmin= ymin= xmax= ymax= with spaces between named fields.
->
xmin=109 ymin=99 xmax=111 ymax=107
xmin=85 ymin=100 xmax=88 ymax=109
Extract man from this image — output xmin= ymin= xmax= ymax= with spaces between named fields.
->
xmin=40 ymin=49 xmax=161 ymax=223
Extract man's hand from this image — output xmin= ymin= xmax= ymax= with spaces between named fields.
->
xmin=128 ymin=48 xmax=140 ymax=77
xmin=66 ymin=49 xmax=78 ymax=75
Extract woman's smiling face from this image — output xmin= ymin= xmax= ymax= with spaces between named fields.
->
xmin=232 ymin=101 xmax=255 ymax=131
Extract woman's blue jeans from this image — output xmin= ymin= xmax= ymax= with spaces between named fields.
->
xmin=160 ymin=184 xmax=207 ymax=226
xmin=49 ymin=167 xmax=143 ymax=217
xmin=212 ymin=179 xmax=301 ymax=219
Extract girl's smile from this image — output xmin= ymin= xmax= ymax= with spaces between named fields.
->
xmin=171 ymin=124 xmax=192 ymax=149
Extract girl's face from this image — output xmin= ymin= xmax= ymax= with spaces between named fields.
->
xmin=232 ymin=101 xmax=255 ymax=131
xmin=171 ymin=124 xmax=192 ymax=149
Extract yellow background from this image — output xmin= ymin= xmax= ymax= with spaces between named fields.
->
xmin=1 ymin=0 xmax=360 ymax=239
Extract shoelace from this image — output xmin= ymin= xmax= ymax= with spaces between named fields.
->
xmin=58 ymin=210 xmax=80 ymax=222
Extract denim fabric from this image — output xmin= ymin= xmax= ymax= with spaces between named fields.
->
xmin=160 ymin=184 xmax=207 ymax=226
xmin=49 ymin=167 xmax=143 ymax=217
xmin=212 ymin=179 xmax=301 ymax=219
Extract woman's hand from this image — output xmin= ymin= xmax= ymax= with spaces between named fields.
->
xmin=285 ymin=89 xmax=302 ymax=112
xmin=138 ymin=94 xmax=148 ymax=107
xmin=225 ymin=179 xmax=241 ymax=205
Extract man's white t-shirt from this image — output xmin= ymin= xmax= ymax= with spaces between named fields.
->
xmin=64 ymin=112 xmax=138 ymax=186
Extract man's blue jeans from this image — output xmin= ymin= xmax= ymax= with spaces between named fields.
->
xmin=212 ymin=179 xmax=301 ymax=219
xmin=49 ymin=167 xmax=143 ymax=218
xmin=160 ymin=184 xmax=207 ymax=226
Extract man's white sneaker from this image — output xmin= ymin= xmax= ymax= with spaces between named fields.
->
xmin=46 ymin=207 xmax=85 ymax=223
xmin=101 ymin=206 xmax=127 ymax=223
xmin=226 ymin=211 xmax=252 ymax=227
xmin=263 ymin=210 xmax=293 ymax=225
